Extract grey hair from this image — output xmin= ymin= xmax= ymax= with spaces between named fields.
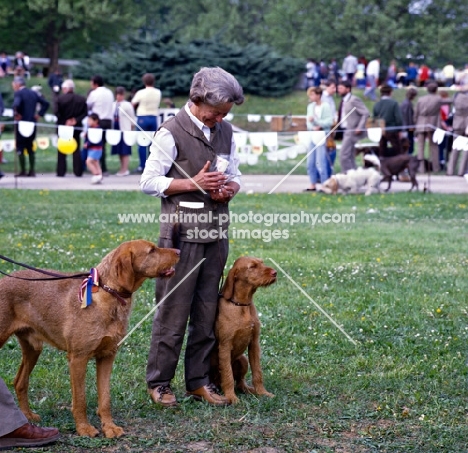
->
xmin=189 ymin=67 xmax=244 ymax=106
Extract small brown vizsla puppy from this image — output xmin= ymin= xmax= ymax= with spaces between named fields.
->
xmin=0 ymin=240 xmax=179 ymax=438
xmin=211 ymin=257 xmax=277 ymax=404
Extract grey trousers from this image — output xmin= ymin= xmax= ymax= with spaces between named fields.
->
xmin=447 ymin=130 xmax=468 ymax=176
xmin=417 ymin=132 xmax=440 ymax=173
xmin=0 ymin=378 xmax=27 ymax=436
xmin=146 ymin=239 xmax=228 ymax=392
xmin=340 ymin=130 xmax=366 ymax=173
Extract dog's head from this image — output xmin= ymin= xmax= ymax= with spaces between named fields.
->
xmin=321 ymin=176 xmax=339 ymax=194
xmin=101 ymin=240 xmax=180 ymax=292
xmin=222 ymin=257 xmax=277 ymax=301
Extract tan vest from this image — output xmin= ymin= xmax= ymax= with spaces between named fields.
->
xmin=160 ymin=107 xmax=232 ymax=243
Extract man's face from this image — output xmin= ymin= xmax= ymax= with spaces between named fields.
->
xmin=337 ymin=84 xmax=350 ymax=97
xmin=327 ymin=84 xmax=336 ymax=95
xmin=192 ymin=102 xmax=233 ymax=128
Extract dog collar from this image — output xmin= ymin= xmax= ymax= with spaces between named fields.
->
xmin=218 ymin=293 xmax=251 ymax=307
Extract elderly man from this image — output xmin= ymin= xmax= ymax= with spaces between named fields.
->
xmin=141 ymin=67 xmax=244 ymax=407
xmin=12 ymin=76 xmax=49 ymax=177
xmin=55 ymin=79 xmax=88 ymax=177
xmin=414 ymin=82 xmax=450 ymax=173
xmin=337 ymin=80 xmax=369 ymax=172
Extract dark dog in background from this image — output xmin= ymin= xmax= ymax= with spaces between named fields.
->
xmin=380 ymin=154 xmax=419 ymax=191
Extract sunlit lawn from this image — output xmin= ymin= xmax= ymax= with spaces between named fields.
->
xmin=1 ymin=189 xmax=468 ymax=452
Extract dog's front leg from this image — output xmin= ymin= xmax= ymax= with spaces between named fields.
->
xmin=68 ymin=354 xmax=99 ymax=437
xmin=248 ymin=328 xmax=274 ymax=398
xmin=218 ymin=342 xmax=239 ymax=404
xmin=96 ymin=354 xmax=124 ymax=438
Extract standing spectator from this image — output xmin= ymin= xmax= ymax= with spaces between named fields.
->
xmin=112 ymin=86 xmax=136 ymax=176
xmin=437 ymin=90 xmax=452 ymax=170
xmin=322 ymin=80 xmax=338 ymax=173
xmin=55 ymin=79 xmax=88 ymax=177
xmin=342 ymin=53 xmax=358 ymax=84
xmin=83 ymin=113 xmax=103 ymax=184
xmin=387 ymin=60 xmax=398 ymax=87
xmin=0 ymin=92 xmax=4 ymax=178
xmin=48 ymin=68 xmax=63 ymax=112
xmin=400 ymin=87 xmax=418 ymax=154
xmin=0 ymin=377 xmax=60 ymax=449
xmin=414 ymin=82 xmax=444 ymax=172
xmin=406 ymin=62 xmax=418 ymax=86
xmin=337 ymin=80 xmax=369 ymax=173
xmin=140 ymin=67 xmax=244 ymax=408
xmin=355 ymin=59 xmax=366 ymax=89
xmin=329 ymin=58 xmax=339 ymax=83
xmin=12 ymin=76 xmax=49 ymax=177
xmin=319 ymin=60 xmax=329 ymax=82
xmin=446 ymin=84 xmax=468 ymax=176
xmin=86 ymin=75 xmax=114 ymax=175
xmin=13 ymin=52 xmax=29 ymax=77
xmin=373 ymin=85 xmax=403 ymax=157
xmin=131 ymin=73 xmax=161 ymax=173
xmin=442 ymin=62 xmax=455 ymax=87
xmin=418 ymin=63 xmax=430 ymax=87
xmin=364 ymin=58 xmax=380 ymax=101
xmin=305 ymin=58 xmax=317 ymax=89
xmin=305 ymin=86 xmax=333 ymax=191
xmin=0 ymin=52 xmax=10 ymax=76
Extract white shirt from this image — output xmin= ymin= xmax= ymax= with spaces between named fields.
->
xmin=140 ymin=103 xmax=240 ymax=198
xmin=131 ymin=87 xmax=161 ymax=116
xmin=87 ymin=86 xmax=114 ymax=120
xmin=366 ymin=59 xmax=380 ymax=78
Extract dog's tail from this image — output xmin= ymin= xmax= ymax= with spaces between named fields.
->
xmin=364 ymin=153 xmax=381 ymax=171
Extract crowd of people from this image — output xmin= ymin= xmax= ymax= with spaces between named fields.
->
xmin=0 ymin=65 xmax=165 ymax=183
xmin=305 ymin=54 xmax=468 ymax=91
xmin=304 ymin=66 xmax=468 ymax=191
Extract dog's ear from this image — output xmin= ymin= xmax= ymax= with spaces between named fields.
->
xmin=114 ymin=246 xmax=134 ymax=290
xmin=331 ymin=177 xmax=338 ymax=194
xmin=221 ymin=267 xmax=237 ymax=300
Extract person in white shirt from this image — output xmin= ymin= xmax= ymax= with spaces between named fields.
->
xmin=86 ymin=75 xmax=114 ymax=174
xmin=131 ymin=73 xmax=162 ymax=173
xmin=364 ymin=59 xmax=380 ymax=101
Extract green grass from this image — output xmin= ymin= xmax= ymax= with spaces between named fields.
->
xmin=1 ymin=189 xmax=468 ymax=452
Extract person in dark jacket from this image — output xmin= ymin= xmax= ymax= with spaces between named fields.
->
xmin=12 ymin=76 xmax=49 ymax=176
xmin=400 ymin=87 xmax=418 ymax=154
xmin=55 ymin=79 xmax=87 ymax=177
xmin=373 ymin=84 xmax=404 ymax=157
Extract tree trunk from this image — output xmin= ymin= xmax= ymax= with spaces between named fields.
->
xmin=45 ymin=16 xmax=59 ymax=75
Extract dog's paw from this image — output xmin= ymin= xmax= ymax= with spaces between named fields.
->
xmin=260 ymin=391 xmax=275 ymax=398
xmin=102 ymin=423 xmax=124 ymax=438
xmin=226 ymin=394 xmax=240 ymax=405
xmin=25 ymin=410 xmax=41 ymax=422
xmin=76 ymin=423 xmax=99 ymax=438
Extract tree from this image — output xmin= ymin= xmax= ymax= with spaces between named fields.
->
xmin=0 ymin=0 xmax=139 ymax=72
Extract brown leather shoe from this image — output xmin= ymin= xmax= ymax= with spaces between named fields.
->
xmin=186 ymin=383 xmax=231 ymax=406
xmin=148 ymin=385 xmax=177 ymax=407
xmin=0 ymin=423 xmax=60 ymax=449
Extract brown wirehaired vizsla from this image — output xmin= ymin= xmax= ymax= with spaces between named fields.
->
xmin=210 ymin=257 xmax=277 ymax=404
xmin=0 ymin=240 xmax=179 ymax=438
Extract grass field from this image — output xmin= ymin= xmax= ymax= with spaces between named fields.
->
xmin=1 ymin=189 xmax=468 ymax=452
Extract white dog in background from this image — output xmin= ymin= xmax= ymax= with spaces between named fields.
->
xmin=321 ymin=167 xmax=381 ymax=196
